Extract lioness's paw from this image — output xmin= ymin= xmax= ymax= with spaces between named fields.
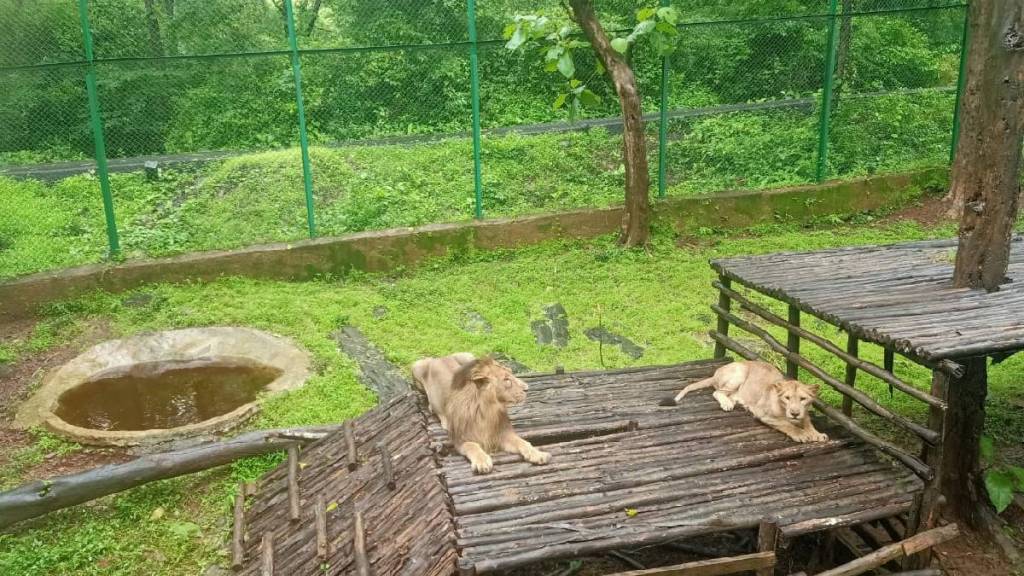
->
xmin=527 ymin=450 xmax=551 ymax=465
xmin=471 ymin=454 xmax=494 ymax=474
xmin=810 ymin=431 xmax=829 ymax=442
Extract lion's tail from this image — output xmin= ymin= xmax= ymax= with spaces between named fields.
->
xmin=659 ymin=376 xmax=716 ymax=407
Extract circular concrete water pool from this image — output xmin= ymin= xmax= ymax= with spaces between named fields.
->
xmin=17 ymin=327 xmax=311 ymax=446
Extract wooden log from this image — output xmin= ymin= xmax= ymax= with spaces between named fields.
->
xmin=0 ymin=423 xmax=340 ymax=529
xmin=904 ymin=370 xmax=950 ymax=570
xmin=354 ymin=509 xmax=373 ymax=576
xmin=813 ymin=524 xmax=958 ymax=576
xmin=231 ymin=484 xmax=245 ymax=571
xmin=843 ymin=335 xmax=858 ymax=416
xmin=786 ymin=305 xmax=800 ymax=379
xmin=707 ymin=330 xmax=759 ymax=361
xmin=884 ymin=347 xmax=895 ymax=397
xmin=287 ymin=445 xmax=300 ymax=522
xmin=604 ymin=552 xmax=774 ymax=576
xmin=714 ymin=276 xmax=732 ymax=359
xmin=377 ymin=441 xmax=396 ymax=490
xmin=713 ymin=281 xmax=945 ymax=410
xmin=345 ymin=420 xmax=359 ymax=471
xmin=711 ymin=303 xmax=941 ymax=446
xmin=315 ymin=495 xmax=328 ymax=559
xmin=261 ymin=533 xmax=274 ymax=576
xmin=756 ymin=520 xmax=779 ymax=576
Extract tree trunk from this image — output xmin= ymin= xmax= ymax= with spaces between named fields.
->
xmin=945 ymin=0 xmax=1024 ymax=290
xmin=143 ymin=0 xmax=164 ymax=57
xmin=942 ymin=358 xmax=988 ymax=528
xmin=568 ymin=0 xmax=651 ymax=247
xmin=305 ymin=0 xmax=324 ymax=36
xmin=832 ymin=0 xmax=855 ymax=111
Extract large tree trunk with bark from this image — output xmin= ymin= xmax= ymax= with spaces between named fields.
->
xmin=946 ymin=1 xmax=1024 ymax=290
xmin=941 ymin=1 xmax=1024 ymax=530
xmin=568 ymin=0 xmax=651 ymax=247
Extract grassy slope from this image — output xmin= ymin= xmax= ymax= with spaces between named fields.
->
xmin=0 ymin=91 xmax=954 ymax=280
xmin=2 ymin=214 xmax=1022 ymax=575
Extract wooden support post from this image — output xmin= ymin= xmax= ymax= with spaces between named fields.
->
xmin=354 ymin=510 xmax=373 ymax=576
xmin=287 ymin=445 xmax=300 ymax=522
xmin=261 ymin=533 xmax=274 ymax=576
xmin=345 ymin=421 xmax=359 ymax=471
xmin=377 ymin=442 xmax=396 ymax=490
xmin=756 ymin=520 xmax=779 ymax=576
xmin=786 ymin=305 xmax=800 ymax=379
xmin=904 ymin=370 xmax=950 ymax=570
xmin=713 ymin=276 xmax=732 ymax=359
xmin=884 ymin=347 xmax=895 ymax=397
xmin=315 ymin=495 xmax=328 ymax=559
xmin=231 ymin=484 xmax=245 ymax=571
xmin=843 ymin=334 xmax=858 ymax=416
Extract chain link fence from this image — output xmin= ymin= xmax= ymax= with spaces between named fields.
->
xmin=0 ymin=0 xmax=967 ymax=279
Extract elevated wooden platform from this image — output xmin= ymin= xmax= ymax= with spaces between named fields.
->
xmin=235 ymin=360 xmax=922 ymax=575
xmin=712 ymin=236 xmax=1024 ymax=362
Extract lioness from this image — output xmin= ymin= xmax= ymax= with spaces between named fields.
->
xmin=660 ymin=360 xmax=828 ymax=443
xmin=410 ymin=354 xmax=550 ymax=473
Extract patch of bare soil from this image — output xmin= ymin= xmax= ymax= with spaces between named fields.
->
xmin=935 ymin=525 xmax=1020 ymax=576
xmin=25 ymin=448 xmax=133 ymax=480
xmin=879 ymin=194 xmax=957 ymax=228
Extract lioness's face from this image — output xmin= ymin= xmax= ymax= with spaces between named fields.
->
xmin=474 ymin=360 xmax=528 ymax=406
xmin=773 ymin=380 xmax=818 ymax=422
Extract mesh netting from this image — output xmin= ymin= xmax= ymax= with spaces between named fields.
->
xmin=0 ymin=0 xmax=967 ymax=279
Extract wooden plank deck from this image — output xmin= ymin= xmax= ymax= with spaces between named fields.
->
xmin=437 ymin=361 xmax=923 ymax=574
xmin=711 ymin=236 xmax=1024 ymax=361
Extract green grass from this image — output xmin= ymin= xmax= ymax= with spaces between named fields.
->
xmin=3 ymin=212 xmax=1023 ymax=576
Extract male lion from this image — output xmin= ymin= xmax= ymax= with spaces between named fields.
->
xmin=410 ymin=353 xmax=551 ymax=473
xmin=660 ymin=360 xmax=828 ymax=443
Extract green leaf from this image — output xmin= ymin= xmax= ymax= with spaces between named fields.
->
xmin=632 ymin=20 xmax=656 ymax=38
xmin=985 ymin=470 xmax=1015 ymax=513
xmin=326 ymin=501 xmax=338 ymax=512
xmin=980 ymin=435 xmax=995 ymax=465
xmin=655 ymin=21 xmax=677 ymax=35
xmin=595 ymin=59 xmax=605 ymax=75
xmin=552 ymin=93 xmax=568 ymax=110
xmin=557 ymin=52 xmax=575 ymax=78
xmin=505 ymin=26 xmax=526 ymax=51
xmin=502 ymin=23 xmax=517 ymax=40
xmin=611 ymin=37 xmax=629 ymax=54
xmin=657 ymin=6 xmax=680 ymax=25
xmin=545 ymin=46 xmax=564 ymax=62
xmin=1009 ymin=465 xmax=1024 ymax=490
xmin=636 ymin=7 xmax=657 ymax=21
xmin=544 ymin=60 xmax=559 ymax=73
xmin=569 ymin=78 xmax=582 ymax=89
xmin=578 ymin=89 xmax=601 ymax=108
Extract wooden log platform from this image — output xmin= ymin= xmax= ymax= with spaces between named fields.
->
xmin=237 ymin=360 xmax=922 ymax=575
xmin=711 ymin=236 xmax=1024 ymax=362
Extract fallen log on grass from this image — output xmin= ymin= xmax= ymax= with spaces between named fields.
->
xmin=0 ymin=424 xmax=339 ymax=530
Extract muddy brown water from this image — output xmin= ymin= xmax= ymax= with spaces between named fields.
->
xmin=53 ymin=360 xmax=281 ymax=431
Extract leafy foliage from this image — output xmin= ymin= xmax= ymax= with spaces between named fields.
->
xmin=980 ymin=434 xmax=1024 ymax=513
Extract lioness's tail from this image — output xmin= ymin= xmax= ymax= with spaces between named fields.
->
xmin=659 ymin=376 xmax=715 ymax=407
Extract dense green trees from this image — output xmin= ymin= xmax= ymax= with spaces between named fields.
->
xmin=0 ymin=0 xmax=963 ymax=169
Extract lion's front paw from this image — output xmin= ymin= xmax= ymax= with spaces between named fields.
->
xmin=471 ymin=454 xmax=494 ymax=474
xmin=527 ymin=449 xmax=551 ymax=465
xmin=809 ymin=431 xmax=829 ymax=442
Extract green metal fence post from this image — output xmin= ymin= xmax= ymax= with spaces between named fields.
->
xmin=815 ymin=0 xmax=840 ymax=183
xmin=657 ymin=0 xmax=670 ymax=199
xmin=76 ymin=0 xmax=120 ymax=257
xmin=466 ymin=0 xmax=484 ymax=220
xmin=949 ymin=7 xmax=970 ymax=165
xmin=283 ymin=0 xmax=317 ymax=238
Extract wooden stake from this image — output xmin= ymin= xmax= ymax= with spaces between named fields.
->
xmin=231 ymin=484 xmax=245 ymax=571
xmin=261 ymin=533 xmax=274 ymax=576
xmin=603 ymin=551 xmax=774 ymax=575
xmin=377 ymin=441 xmax=396 ymax=490
xmin=843 ymin=335 xmax=858 ymax=416
xmin=814 ymin=524 xmax=959 ymax=576
xmin=354 ymin=510 xmax=373 ymax=576
xmin=315 ymin=495 xmax=328 ymax=559
xmin=345 ymin=421 xmax=359 ymax=471
xmin=756 ymin=520 xmax=779 ymax=576
xmin=287 ymin=445 xmax=300 ymax=522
